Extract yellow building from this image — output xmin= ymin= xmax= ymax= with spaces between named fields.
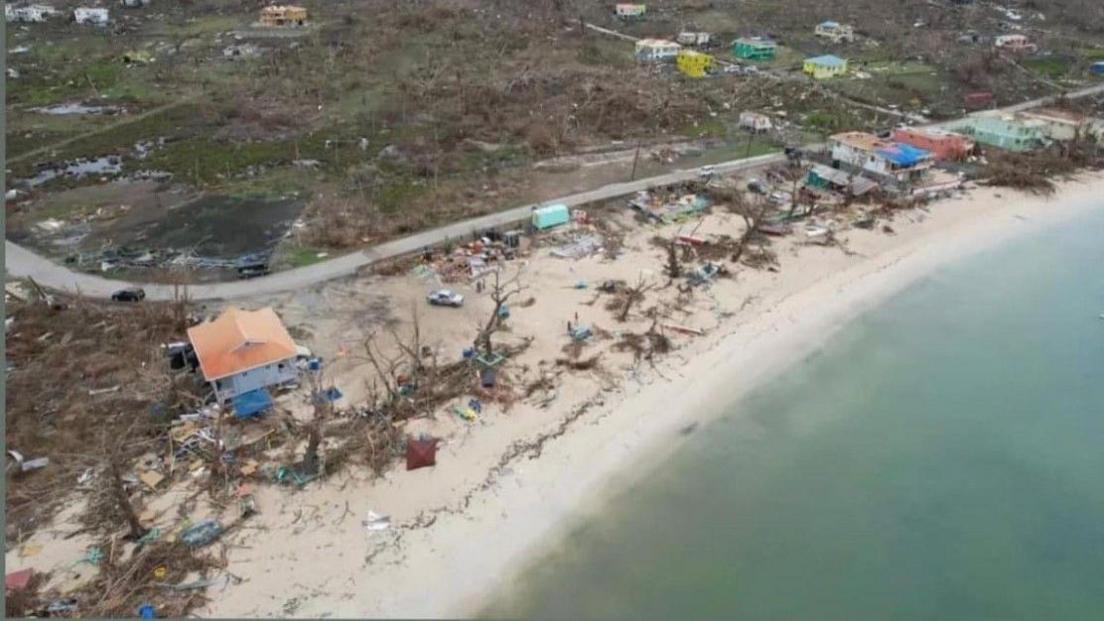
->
xmin=803 ymin=54 xmax=847 ymax=79
xmin=677 ymin=50 xmax=714 ymax=78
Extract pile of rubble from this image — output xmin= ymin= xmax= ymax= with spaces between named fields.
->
xmin=412 ymin=231 xmax=525 ymax=284
xmin=628 ymin=188 xmax=711 ymax=223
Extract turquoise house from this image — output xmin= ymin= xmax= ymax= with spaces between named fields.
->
xmin=733 ymin=37 xmax=777 ymax=61
xmin=532 ymin=203 xmax=570 ymax=230
xmin=948 ymin=115 xmax=1047 ymax=151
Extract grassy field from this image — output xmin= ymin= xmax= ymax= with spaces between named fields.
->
xmin=7 ymin=0 xmax=1099 ymax=269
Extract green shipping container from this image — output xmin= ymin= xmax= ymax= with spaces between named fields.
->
xmin=532 ymin=203 xmax=570 ymax=230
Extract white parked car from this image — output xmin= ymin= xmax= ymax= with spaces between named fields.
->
xmin=698 ymin=165 xmax=716 ymax=179
xmin=427 ymin=289 xmax=464 ymax=307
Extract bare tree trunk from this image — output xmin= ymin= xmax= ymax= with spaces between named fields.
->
xmin=208 ymin=409 xmax=225 ymax=496
xmin=475 ymin=269 xmax=528 ymax=357
xmin=109 ymin=458 xmax=147 ymax=540
xmin=665 ymin=240 xmax=682 ymax=280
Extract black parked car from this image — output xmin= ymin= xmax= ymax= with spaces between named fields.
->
xmin=111 ymin=287 xmax=145 ymax=302
xmin=237 ymin=264 xmax=270 ymax=279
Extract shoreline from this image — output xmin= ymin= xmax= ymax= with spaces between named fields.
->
xmin=96 ymin=172 xmax=1103 ymax=618
xmin=402 ymin=175 xmax=1104 ymax=619
xmin=446 ymin=176 xmax=1104 ymax=618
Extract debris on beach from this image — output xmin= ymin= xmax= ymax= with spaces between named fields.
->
xmin=363 ymin=511 xmax=391 ymax=531
xmin=405 ymin=435 xmax=440 ymax=471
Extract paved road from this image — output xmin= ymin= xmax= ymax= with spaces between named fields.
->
xmin=8 ymin=83 xmax=1104 ymax=302
xmin=5 ymin=154 xmax=784 ymax=302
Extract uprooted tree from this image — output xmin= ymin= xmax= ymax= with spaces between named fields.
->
xmin=89 ymin=423 xmax=152 ymax=542
xmin=712 ymin=186 xmax=773 ymax=263
xmin=608 ymin=272 xmax=658 ymax=322
xmin=665 ymin=239 xmax=682 ymax=280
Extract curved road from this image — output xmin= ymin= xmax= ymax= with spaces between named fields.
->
xmin=8 ymin=83 xmax=1104 ymax=302
xmin=6 ymin=154 xmax=784 ymax=301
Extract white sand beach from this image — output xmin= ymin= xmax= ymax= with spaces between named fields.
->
xmin=8 ymin=174 xmax=1104 ymax=619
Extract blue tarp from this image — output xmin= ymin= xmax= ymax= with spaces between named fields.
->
xmin=1092 ymin=62 xmax=1104 ymax=74
xmin=820 ymin=20 xmax=839 ymax=28
xmin=320 ymin=387 xmax=343 ymax=402
xmin=233 ymin=388 xmax=273 ymax=419
xmin=807 ymin=54 xmax=846 ymax=67
xmin=875 ymin=142 xmax=931 ymax=167
xmin=181 ymin=520 xmax=223 ymax=547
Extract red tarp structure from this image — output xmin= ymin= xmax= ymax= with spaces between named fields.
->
xmin=406 ymin=437 xmax=439 ymax=471
xmin=6 ymin=569 xmax=33 ymax=592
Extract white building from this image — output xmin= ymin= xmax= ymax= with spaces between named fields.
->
xmin=1017 ymin=108 xmax=1104 ymax=141
xmin=994 ymin=34 xmax=1036 ymax=53
xmin=814 ymin=21 xmax=854 ymax=43
xmin=73 ymin=7 xmax=110 ymax=24
xmin=634 ymin=38 xmax=681 ymax=62
xmin=187 ymin=307 xmax=303 ymax=403
xmin=615 ymin=3 xmax=646 ymax=18
xmin=739 ymin=111 xmax=773 ymax=132
xmin=6 ymin=4 xmax=61 ymax=22
xmin=676 ymin=32 xmax=711 ymax=47
xmin=830 ymin=132 xmax=933 ymax=184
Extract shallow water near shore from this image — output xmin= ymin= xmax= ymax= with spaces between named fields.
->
xmin=485 ymin=206 xmax=1104 ymax=620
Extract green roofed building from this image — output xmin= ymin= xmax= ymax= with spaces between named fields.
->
xmin=733 ymin=37 xmax=777 ymax=61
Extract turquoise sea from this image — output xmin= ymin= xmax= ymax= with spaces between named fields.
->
xmin=486 ymin=207 xmax=1104 ymax=620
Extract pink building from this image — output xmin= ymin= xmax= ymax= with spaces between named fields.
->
xmin=891 ymin=127 xmax=975 ymax=161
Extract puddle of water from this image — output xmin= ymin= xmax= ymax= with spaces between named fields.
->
xmin=30 ymin=103 xmax=121 ymax=115
xmin=22 ymin=157 xmax=124 ymax=187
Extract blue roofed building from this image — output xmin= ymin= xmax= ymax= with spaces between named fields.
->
xmin=830 ymin=132 xmax=933 ymax=185
xmin=803 ymin=54 xmax=848 ymax=79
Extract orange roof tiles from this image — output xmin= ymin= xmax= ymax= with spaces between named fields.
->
xmin=187 ymin=307 xmax=298 ymax=381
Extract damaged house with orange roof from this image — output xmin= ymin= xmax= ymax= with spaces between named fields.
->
xmin=187 ymin=307 xmax=307 ymax=405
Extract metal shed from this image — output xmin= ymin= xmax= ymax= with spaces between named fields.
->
xmin=532 ymin=203 xmax=570 ymax=230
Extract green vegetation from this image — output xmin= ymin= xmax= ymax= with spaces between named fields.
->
xmin=1023 ymin=55 xmax=1074 ymax=80
xmin=278 ymin=245 xmax=331 ymax=268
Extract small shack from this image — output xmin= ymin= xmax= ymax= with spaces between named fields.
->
xmin=6 ymin=4 xmax=59 ymax=22
xmin=615 ymin=3 xmax=646 ymax=18
xmin=806 ymin=164 xmax=879 ymax=196
xmin=73 ymin=7 xmax=109 ymax=25
xmin=732 ymin=37 xmax=777 ymax=60
xmin=804 ymin=54 xmax=847 ymax=79
xmin=814 ymin=21 xmax=854 ymax=43
xmin=532 ymin=203 xmax=570 ymax=230
xmin=260 ymin=5 xmax=307 ymax=27
xmin=994 ymin=34 xmax=1036 ymax=53
xmin=676 ymin=32 xmax=711 ymax=47
xmin=739 ymin=111 xmax=773 ymax=132
xmin=964 ymin=91 xmax=994 ymax=110
xmin=676 ymin=50 xmax=714 ymax=78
